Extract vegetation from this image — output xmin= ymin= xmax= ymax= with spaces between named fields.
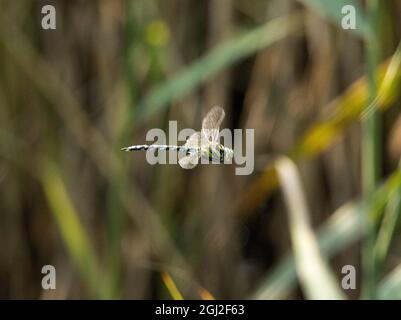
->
xmin=1 ymin=0 xmax=401 ymax=299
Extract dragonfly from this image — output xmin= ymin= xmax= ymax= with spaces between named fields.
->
xmin=121 ymin=106 xmax=234 ymax=169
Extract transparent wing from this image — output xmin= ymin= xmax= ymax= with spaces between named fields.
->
xmin=179 ymin=132 xmax=204 ymax=169
xmin=201 ymin=106 xmax=225 ymax=142
xmin=179 ymin=154 xmax=199 ymax=169
xmin=184 ymin=132 xmax=208 ymax=149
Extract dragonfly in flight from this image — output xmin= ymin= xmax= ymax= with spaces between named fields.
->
xmin=121 ymin=106 xmax=234 ymax=169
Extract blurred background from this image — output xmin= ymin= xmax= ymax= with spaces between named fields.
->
xmin=1 ymin=0 xmax=401 ymax=299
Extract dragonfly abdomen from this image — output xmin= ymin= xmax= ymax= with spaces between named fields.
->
xmin=121 ymin=144 xmax=196 ymax=153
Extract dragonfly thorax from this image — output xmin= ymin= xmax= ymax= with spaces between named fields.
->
xmin=200 ymin=142 xmax=233 ymax=163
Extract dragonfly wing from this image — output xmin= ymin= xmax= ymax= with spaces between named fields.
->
xmin=179 ymin=153 xmax=199 ymax=169
xmin=184 ymin=132 xmax=208 ymax=148
xmin=179 ymin=132 xmax=204 ymax=169
xmin=201 ymin=106 xmax=225 ymax=143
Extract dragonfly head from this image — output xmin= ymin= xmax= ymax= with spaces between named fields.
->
xmin=223 ymin=147 xmax=234 ymax=163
